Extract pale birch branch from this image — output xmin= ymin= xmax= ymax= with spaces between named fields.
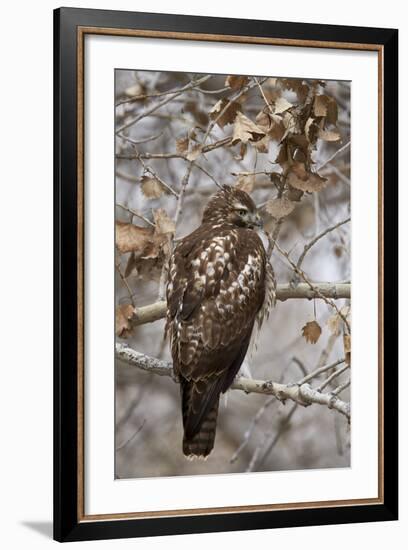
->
xmin=128 ymin=282 xmax=350 ymax=327
xmin=115 ymin=343 xmax=350 ymax=421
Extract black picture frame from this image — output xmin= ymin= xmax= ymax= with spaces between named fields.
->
xmin=54 ymin=7 xmax=398 ymax=542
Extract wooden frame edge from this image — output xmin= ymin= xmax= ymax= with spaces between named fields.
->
xmin=73 ymin=22 xmax=388 ymax=526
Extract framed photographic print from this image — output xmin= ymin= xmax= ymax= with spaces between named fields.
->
xmin=54 ymin=7 xmax=398 ymax=542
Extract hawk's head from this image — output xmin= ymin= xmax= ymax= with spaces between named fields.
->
xmin=202 ymin=185 xmax=262 ymax=229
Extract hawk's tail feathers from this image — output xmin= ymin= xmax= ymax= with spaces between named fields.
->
xmin=180 ymin=378 xmax=221 ymax=459
xmin=182 ymin=399 xmax=219 ymax=459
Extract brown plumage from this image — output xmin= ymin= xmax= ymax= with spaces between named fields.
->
xmin=165 ymin=185 xmax=276 ymax=458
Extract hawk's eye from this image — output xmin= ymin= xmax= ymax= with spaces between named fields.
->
xmin=238 ymin=209 xmax=247 ymax=216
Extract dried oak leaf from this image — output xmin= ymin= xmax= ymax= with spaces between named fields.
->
xmin=280 ymin=78 xmax=309 ymax=102
xmin=255 ymin=110 xmax=285 ymax=142
xmin=236 ymin=174 xmax=255 ymax=194
xmin=343 ymin=334 xmax=351 ymax=364
xmin=225 ymin=75 xmax=249 ymax=90
xmin=153 ymin=208 xmax=176 ymax=235
xmin=327 ymin=314 xmax=341 ymax=336
xmin=209 ymin=99 xmax=241 ymax=129
xmin=265 ymin=196 xmax=296 ymax=219
xmin=234 ymin=143 xmax=247 ymax=161
xmin=302 ymin=320 xmax=322 ymax=344
xmin=176 ymin=136 xmax=189 ymax=155
xmin=305 ymin=117 xmax=318 ymax=142
xmin=115 ymin=221 xmax=154 ymax=254
xmin=327 ymin=306 xmax=351 ymax=336
xmin=254 ymin=135 xmax=270 ymax=153
xmin=116 ymin=303 xmax=136 ymax=338
xmin=317 ymin=128 xmax=341 ymax=142
xmin=141 ymin=176 xmax=166 ymax=199
xmin=186 ymin=144 xmax=203 ymax=162
xmin=273 ymin=96 xmax=293 ymax=115
xmin=314 ymin=95 xmax=338 ymax=125
xmin=231 ymin=112 xmax=266 ymax=145
xmin=287 ymin=163 xmax=328 ymax=193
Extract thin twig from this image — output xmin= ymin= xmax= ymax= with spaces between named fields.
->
xmin=116 ymin=203 xmax=155 ymax=227
xmin=230 ymin=396 xmax=275 ymax=464
xmin=116 ymin=419 xmax=146 ymax=451
xmin=115 ymin=264 xmax=135 ymax=305
xmin=270 ymin=238 xmax=351 ymax=333
xmin=230 ymin=358 xmax=300 ymax=464
xmin=296 ymin=217 xmax=351 ymax=271
xmin=116 ymin=132 xmax=163 ymax=146
xmin=248 ymin=403 xmax=298 ymax=472
xmin=192 ymin=162 xmax=223 ymax=189
xmin=174 ymin=162 xmax=194 ymax=228
xmin=116 ymin=75 xmax=211 ymax=133
xmin=317 ymin=141 xmax=351 ymax=172
xmin=316 ymin=363 xmax=350 ymax=393
xmin=201 ymin=78 xmax=265 ymax=145
xmin=116 ymin=80 xmax=231 ymax=106
xmin=116 ymin=136 xmax=233 ymax=162
xmin=332 ymin=378 xmax=351 ymax=396
xmin=119 ymin=142 xmax=179 ymax=198
xmin=297 ymin=358 xmax=345 ymax=385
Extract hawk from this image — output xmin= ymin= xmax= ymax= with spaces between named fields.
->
xmin=165 ymin=185 xmax=276 ymax=458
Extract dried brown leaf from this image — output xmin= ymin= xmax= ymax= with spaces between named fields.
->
xmin=275 ymin=145 xmax=288 ymax=165
xmin=152 ymin=208 xmax=175 ymax=235
xmin=225 ymin=75 xmax=249 ymax=90
xmin=314 ymin=95 xmax=338 ymax=124
xmin=140 ymin=176 xmax=165 ymax=199
xmin=116 ymin=304 xmax=135 ymax=338
xmin=176 ymin=137 xmax=189 ymax=155
xmin=343 ymin=334 xmax=351 ymax=364
xmin=186 ymin=144 xmax=203 ymax=162
xmin=327 ymin=306 xmax=350 ymax=337
xmin=327 ymin=314 xmax=341 ymax=336
xmin=286 ymin=186 xmax=304 ymax=202
xmin=287 ymin=163 xmax=328 ymax=193
xmin=305 ymin=117 xmax=316 ymax=142
xmin=231 ymin=112 xmax=266 ymax=145
xmin=254 ymin=135 xmax=270 ymax=153
xmin=318 ymin=128 xmax=341 ymax=142
xmin=115 ymin=222 xmax=153 ymax=254
xmin=265 ymin=196 xmax=296 ymax=219
xmin=233 ymin=143 xmax=247 ymax=161
xmin=280 ymin=78 xmax=310 ymax=103
xmin=274 ymin=96 xmax=293 ymax=115
xmin=209 ymin=99 xmax=241 ymax=129
xmin=255 ymin=111 xmax=285 ymax=141
xmin=302 ymin=320 xmax=322 ymax=344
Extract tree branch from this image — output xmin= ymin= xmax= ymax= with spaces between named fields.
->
xmin=128 ymin=282 xmax=350 ymax=327
xmin=116 ymin=343 xmax=350 ymax=421
xmin=116 ymin=75 xmax=211 ymax=133
xmin=271 ymin=239 xmax=351 ymax=333
xmin=295 ymin=217 xmax=351 ymax=272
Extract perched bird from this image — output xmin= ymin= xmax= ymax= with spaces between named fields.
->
xmin=165 ymin=185 xmax=276 ymax=458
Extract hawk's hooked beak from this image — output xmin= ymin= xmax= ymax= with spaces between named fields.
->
xmin=250 ymin=212 xmax=263 ymax=228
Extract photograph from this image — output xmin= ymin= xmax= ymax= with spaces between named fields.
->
xmin=114 ymin=69 xmax=352 ymax=479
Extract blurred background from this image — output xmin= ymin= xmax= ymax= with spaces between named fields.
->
xmin=114 ymin=69 xmax=351 ymax=479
